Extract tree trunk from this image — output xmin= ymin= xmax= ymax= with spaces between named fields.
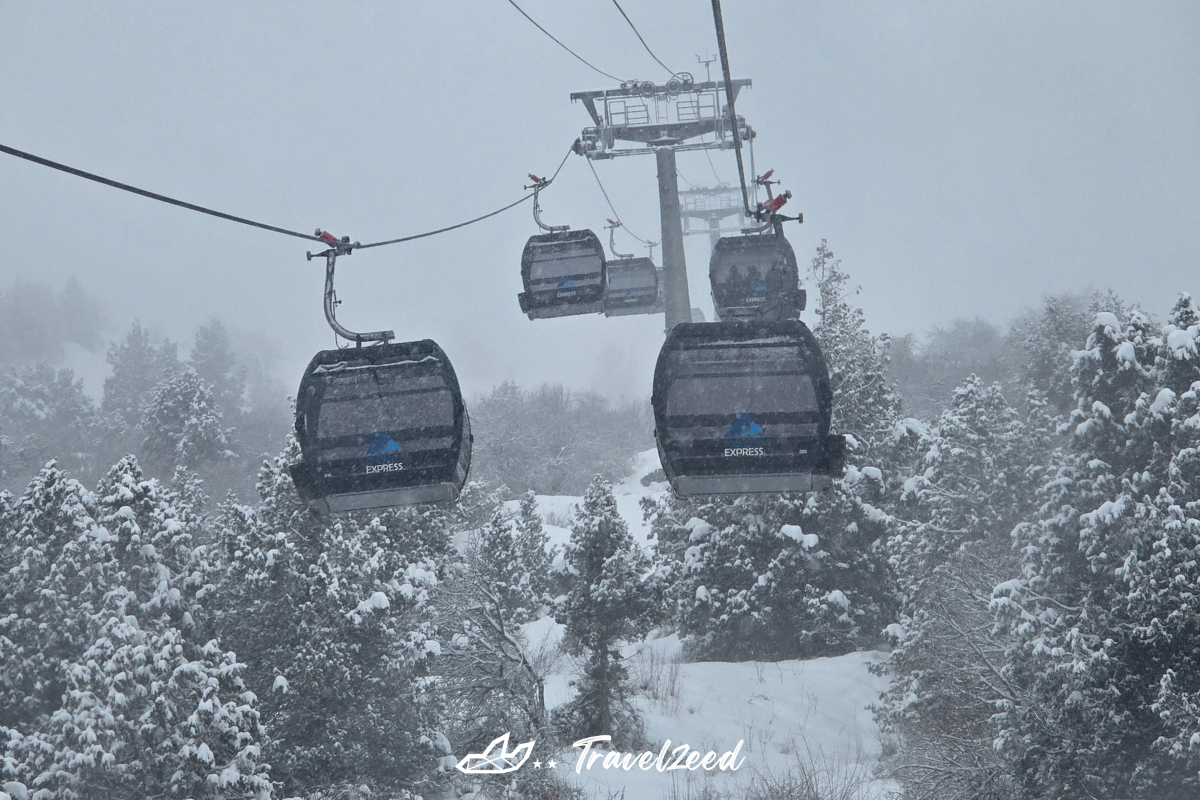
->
xmin=598 ymin=645 xmax=612 ymax=737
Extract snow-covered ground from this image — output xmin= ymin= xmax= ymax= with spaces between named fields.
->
xmin=522 ymin=615 xmax=891 ymax=799
xmin=505 ymin=450 xmax=893 ymax=799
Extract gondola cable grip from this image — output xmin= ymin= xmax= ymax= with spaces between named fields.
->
xmin=306 ymin=229 xmax=395 ymax=347
xmin=526 ymin=174 xmax=569 ymax=234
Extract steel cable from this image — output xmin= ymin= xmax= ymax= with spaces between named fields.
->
xmin=1 ymin=140 xmax=577 ymax=252
xmin=0 ymin=142 xmax=324 ymax=243
xmin=609 ymin=0 xmax=676 ymax=78
xmin=505 ymin=0 xmax=627 ymax=82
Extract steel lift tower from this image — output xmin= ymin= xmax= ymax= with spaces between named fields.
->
xmin=679 ymin=184 xmax=749 ymax=251
xmin=572 ymin=76 xmax=754 ymax=330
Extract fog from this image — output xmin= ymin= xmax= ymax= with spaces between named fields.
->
xmin=2 ymin=1 xmax=1196 ymax=399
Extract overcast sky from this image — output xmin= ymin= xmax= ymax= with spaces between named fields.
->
xmin=2 ymin=1 xmax=1196 ymax=400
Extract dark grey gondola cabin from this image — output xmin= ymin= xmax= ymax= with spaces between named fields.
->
xmin=518 ymin=229 xmax=607 ymax=319
xmin=603 ymin=256 xmax=662 ymax=317
xmin=652 ymin=320 xmax=844 ymax=495
xmin=290 ymin=340 xmax=471 ymax=513
xmin=708 ymin=233 xmax=804 ymax=322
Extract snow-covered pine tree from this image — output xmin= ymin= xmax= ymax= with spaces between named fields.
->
xmin=648 ymin=241 xmax=904 ymax=660
xmin=0 ymin=363 xmax=100 ymax=487
xmin=0 ymin=464 xmax=105 ymax=729
xmin=206 ymin=440 xmax=449 ymax=797
xmin=466 ymin=501 xmax=554 ymax=625
xmin=102 ymin=322 xmax=181 ymax=430
xmin=991 ymin=296 xmax=1200 ymax=798
xmin=189 ymin=319 xmax=247 ymax=420
xmin=874 ymin=377 xmax=1057 ymax=798
xmin=432 ymin=489 xmax=560 ymax=764
xmin=1006 ymin=293 xmax=1094 ymax=415
xmin=7 ymin=596 xmax=271 ymax=800
xmin=810 ymin=240 xmax=903 ymax=448
xmin=142 ymin=367 xmax=237 ymax=473
xmin=1 ymin=456 xmax=272 ymax=799
xmin=515 ymin=490 xmax=558 ymax=601
xmin=887 ymin=376 xmax=1053 ymax=595
xmin=554 ymin=476 xmax=657 ymax=748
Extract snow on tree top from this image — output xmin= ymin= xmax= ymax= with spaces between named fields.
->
xmin=1094 ymin=311 xmax=1121 ymax=334
xmin=779 ymin=524 xmax=820 ymax=549
xmin=1148 ymin=388 xmax=1176 ymax=417
xmin=356 ymin=591 xmax=390 ymax=614
xmin=1166 ymin=326 xmax=1199 ymax=358
xmin=685 ymin=517 xmax=712 ymax=541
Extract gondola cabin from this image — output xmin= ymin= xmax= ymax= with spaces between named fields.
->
xmin=603 ymin=256 xmax=661 ymax=317
xmin=652 ymin=320 xmax=844 ymax=495
xmin=290 ymin=340 xmax=471 ymax=513
xmin=709 ymin=233 xmax=803 ymax=322
xmin=518 ymin=230 xmax=606 ymax=319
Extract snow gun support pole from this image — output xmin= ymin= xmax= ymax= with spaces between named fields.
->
xmin=306 ymin=230 xmax=395 ymax=347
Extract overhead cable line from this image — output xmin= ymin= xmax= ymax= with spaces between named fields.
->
xmin=704 ymin=148 xmax=725 ymax=186
xmin=609 ymin=0 xmax=676 ymax=77
xmin=710 ymin=0 xmax=752 ymax=217
xmin=358 ymin=143 xmax=575 ymax=248
xmin=1 ymin=140 xmax=575 ymax=252
xmin=584 ymin=156 xmax=654 ymax=246
xmin=505 ymin=0 xmax=627 ymax=82
xmin=0 ymin=142 xmax=324 ymax=243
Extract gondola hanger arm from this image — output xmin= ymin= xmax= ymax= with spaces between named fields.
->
xmin=306 ymin=229 xmax=395 ymax=347
xmin=526 ymin=173 xmax=569 ymax=233
xmin=605 ymin=218 xmax=634 ymax=259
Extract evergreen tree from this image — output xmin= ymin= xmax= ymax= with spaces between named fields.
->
xmin=515 ymin=490 xmax=558 ymax=602
xmin=887 ymin=376 xmax=1053 ymax=595
xmin=102 ymin=322 xmax=181 ymax=430
xmin=990 ymin=298 xmax=1200 ymax=798
xmin=0 ymin=465 xmax=105 ymax=729
xmin=810 ymin=240 xmax=902 ymax=447
xmin=0 ymin=363 xmax=99 ymax=487
xmin=1 ymin=457 xmax=272 ymax=799
xmin=142 ymin=367 xmax=236 ymax=473
xmin=554 ymin=477 xmax=656 ymax=747
xmin=1006 ymin=292 xmax=1094 ymax=415
xmin=206 ymin=440 xmax=449 ymax=797
xmin=466 ymin=501 xmax=555 ymax=625
xmin=189 ymin=319 xmax=247 ymax=419
xmin=874 ymin=378 xmax=1056 ymax=798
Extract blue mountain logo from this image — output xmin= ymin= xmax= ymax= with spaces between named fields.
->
xmin=367 ymin=433 xmax=403 ymax=457
xmin=558 ymin=276 xmax=578 ymax=288
xmin=725 ymin=413 xmax=764 ymax=440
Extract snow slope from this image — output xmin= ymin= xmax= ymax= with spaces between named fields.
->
xmin=525 ymin=618 xmax=890 ymax=799
xmin=508 ymin=450 xmax=892 ymax=799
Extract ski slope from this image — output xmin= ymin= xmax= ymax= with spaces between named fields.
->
xmin=512 ymin=450 xmax=893 ymax=799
